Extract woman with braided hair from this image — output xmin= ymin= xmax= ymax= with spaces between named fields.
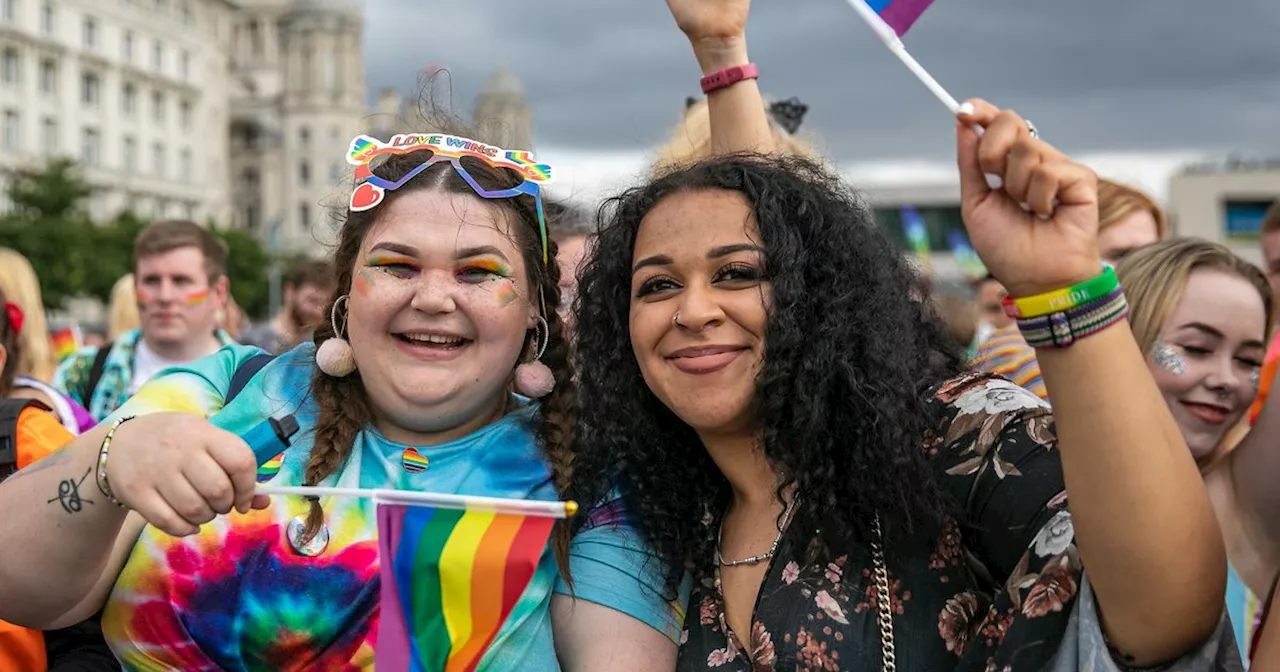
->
xmin=0 ymin=127 xmax=681 ymax=670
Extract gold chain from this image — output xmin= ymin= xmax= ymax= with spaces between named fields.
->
xmin=870 ymin=513 xmax=897 ymax=672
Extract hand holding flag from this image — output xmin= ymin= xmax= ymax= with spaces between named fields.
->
xmin=955 ymin=100 xmax=1102 ymax=299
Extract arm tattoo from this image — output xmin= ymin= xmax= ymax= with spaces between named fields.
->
xmin=47 ymin=467 xmax=94 ymax=514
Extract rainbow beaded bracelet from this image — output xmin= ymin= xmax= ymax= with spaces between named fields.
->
xmin=1002 ymin=265 xmax=1118 ymax=320
xmin=1017 ymin=287 xmax=1129 ymax=349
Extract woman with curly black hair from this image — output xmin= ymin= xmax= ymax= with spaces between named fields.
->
xmin=564 ymin=2 xmax=1236 ymax=671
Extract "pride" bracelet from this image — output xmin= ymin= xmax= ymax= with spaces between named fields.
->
xmin=1003 ymin=265 xmax=1118 ymax=319
xmin=1017 ymin=288 xmax=1129 ymax=349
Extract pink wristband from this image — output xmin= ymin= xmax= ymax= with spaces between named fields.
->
xmin=700 ymin=63 xmax=759 ymax=94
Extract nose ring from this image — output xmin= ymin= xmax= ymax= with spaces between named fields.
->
xmin=672 ymin=310 xmax=684 ymax=328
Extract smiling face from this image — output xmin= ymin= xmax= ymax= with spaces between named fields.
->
xmin=135 ymin=246 xmax=227 ymax=349
xmin=1147 ymin=267 xmax=1267 ymax=458
xmin=629 ymin=189 xmax=771 ymax=436
xmin=346 ymin=189 xmax=536 ymax=443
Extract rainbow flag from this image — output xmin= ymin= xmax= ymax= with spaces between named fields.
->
xmin=376 ymin=501 xmax=557 ymax=672
xmin=50 ymin=327 xmax=80 ymax=361
xmin=947 ymin=230 xmax=987 ymax=280
xmin=901 ymin=206 xmax=932 ymax=269
xmin=866 ymin=0 xmax=934 ymax=37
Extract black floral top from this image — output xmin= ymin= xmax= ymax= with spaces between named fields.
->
xmin=676 ymin=373 xmax=1238 ymax=672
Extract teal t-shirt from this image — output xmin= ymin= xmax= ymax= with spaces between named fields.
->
xmin=98 ymin=343 xmax=686 ymax=670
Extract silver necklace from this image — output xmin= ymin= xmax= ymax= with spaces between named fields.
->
xmin=715 ymin=496 xmax=799 ymax=568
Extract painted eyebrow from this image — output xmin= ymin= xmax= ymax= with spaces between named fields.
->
xmin=632 ymin=243 xmax=764 ymax=275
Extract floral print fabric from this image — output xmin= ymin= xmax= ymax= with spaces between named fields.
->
xmin=678 ymin=373 xmax=1236 ymax=671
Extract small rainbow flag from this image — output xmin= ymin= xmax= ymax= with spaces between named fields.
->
xmin=901 ymin=206 xmax=932 ymax=269
xmin=376 ymin=500 xmax=558 ymax=671
xmin=866 ymin=0 xmax=934 ymax=37
xmin=256 ymin=453 xmax=284 ymax=483
xmin=50 ymin=327 xmax=81 ymax=361
xmin=947 ymin=230 xmax=988 ymax=280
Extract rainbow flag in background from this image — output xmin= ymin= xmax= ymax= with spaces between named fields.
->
xmin=947 ymin=230 xmax=987 ymax=280
xmin=50 ymin=326 xmax=81 ymax=361
xmin=867 ymin=0 xmax=935 ymax=37
xmin=376 ymin=502 xmax=557 ymax=672
xmin=901 ymin=206 xmax=932 ymax=269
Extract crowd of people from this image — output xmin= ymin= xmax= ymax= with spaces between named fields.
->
xmin=0 ymin=0 xmax=1277 ymax=670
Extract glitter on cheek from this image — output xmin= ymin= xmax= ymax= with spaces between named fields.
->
xmin=1251 ymin=367 xmax=1262 ymax=392
xmin=1150 ymin=342 xmax=1187 ymax=376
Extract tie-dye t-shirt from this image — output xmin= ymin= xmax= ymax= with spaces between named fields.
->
xmin=98 ymin=343 xmax=684 ymax=671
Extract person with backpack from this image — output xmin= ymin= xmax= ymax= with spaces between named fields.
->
xmin=0 ymin=288 xmax=75 ymax=671
xmin=54 ymin=220 xmax=236 ymax=422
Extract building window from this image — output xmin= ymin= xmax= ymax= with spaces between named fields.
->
xmin=298 ymin=161 xmax=310 ymax=186
xmin=151 ymin=90 xmax=164 ymax=122
xmin=151 ymin=141 xmax=164 ymax=177
xmin=329 ymin=162 xmax=341 ymax=182
xmin=299 ymin=126 xmax=309 ymax=145
xmin=39 ymin=2 xmax=53 ymax=35
xmin=122 ymin=135 xmax=136 ymax=170
xmin=178 ymin=147 xmax=191 ymax=182
xmin=40 ymin=116 xmax=56 ymax=153
xmin=2 ymin=109 xmax=20 ymax=151
xmin=82 ymin=16 xmax=97 ymax=50
xmin=184 ymin=202 xmax=195 ymax=220
xmin=180 ymin=2 xmax=190 ymax=26
xmin=122 ymin=30 xmax=133 ymax=62
xmin=155 ymin=0 xmax=166 ymax=13
xmin=2 ymin=48 xmax=20 ymax=87
xmin=321 ymin=52 xmax=336 ymax=92
xmin=298 ymin=202 xmax=310 ymax=230
xmin=38 ymin=57 xmax=55 ymax=96
xmin=178 ymin=49 xmax=188 ymax=79
xmin=122 ymin=81 xmax=136 ymax=115
xmin=178 ymin=99 xmax=191 ymax=129
xmin=153 ymin=200 xmax=165 ymax=219
xmin=80 ymin=127 xmax=100 ymax=166
xmin=80 ymin=72 xmax=100 ymax=107
xmin=152 ymin=40 xmax=162 ymax=71
xmin=1224 ymin=200 xmax=1277 ymax=239
xmin=1 ymin=0 xmax=15 ymax=23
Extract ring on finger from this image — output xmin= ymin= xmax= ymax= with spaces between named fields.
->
xmin=1025 ymin=119 xmax=1039 ymax=140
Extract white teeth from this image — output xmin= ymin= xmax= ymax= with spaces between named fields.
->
xmin=402 ymin=333 xmax=463 ymax=345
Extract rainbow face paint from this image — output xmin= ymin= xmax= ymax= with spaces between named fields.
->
xmin=183 ymin=289 xmax=210 ymax=306
xmin=353 ymin=268 xmax=375 ymax=295
xmin=365 ymin=254 xmax=420 ymax=279
xmin=1150 ymin=342 xmax=1186 ymax=376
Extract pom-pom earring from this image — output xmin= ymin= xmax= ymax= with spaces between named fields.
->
xmin=514 ymin=316 xmax=554 ymax=399
xmin=316 ymin=295 xmax=357 ymax=377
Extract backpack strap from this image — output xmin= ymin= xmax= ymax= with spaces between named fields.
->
xmin=0 ymin=398 xmax=52 ymax=481
xmin=226 ymin=353 xmax=276 ymax=404
xmin=83 ymin=341 xmax=114 ymax=407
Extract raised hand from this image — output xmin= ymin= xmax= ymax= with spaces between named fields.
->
xmin=956 ymin=100 xmax=1102 ymax=298
xmin=665 ymin=0 xmax=750 ymax=48
xmin=106 ymin=412 xmax=269 ymax=536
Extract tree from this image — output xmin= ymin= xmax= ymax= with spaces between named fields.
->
xmin=213 ymin=226 xmax=271 ymax=319
xmin=0 ymin=160 xmax=97 ymax=308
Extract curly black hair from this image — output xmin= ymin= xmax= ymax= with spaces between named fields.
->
xmin=569 ymin=154 xmax=964 ymax=595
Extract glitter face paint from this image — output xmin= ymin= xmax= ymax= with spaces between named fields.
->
xmin=1251 ymin=367 xmax=1262 ymax=392
xmin=1150 ymin=342 xmax=1187 ymax=376
xmin=455 ymin=258 xmax=522 ymax=308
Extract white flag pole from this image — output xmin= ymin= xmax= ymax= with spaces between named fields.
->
xmin=844 ymin=0 xmax=965 ymax=114
xmin=256 ymin=484 xmax=578 ymax=519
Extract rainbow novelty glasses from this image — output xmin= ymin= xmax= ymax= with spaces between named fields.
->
xmin=347 ymin=134 xmax=554 ymax=262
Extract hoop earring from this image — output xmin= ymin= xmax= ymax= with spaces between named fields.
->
xmin=315 ymin=295 xmax=357 ymax=377
xmin=514 ymin=315 xmax=554 ymax=399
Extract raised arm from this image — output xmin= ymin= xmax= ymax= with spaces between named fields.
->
xmin=665 ymin=0 xmax=775 ymax=155
xmin=956 ymin=101 xmax=1226 ymax=667
xmin=1222 ymin=366 xmax=1280 ymax=595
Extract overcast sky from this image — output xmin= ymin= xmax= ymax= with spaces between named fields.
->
xmin=363 ymin=0 xmax=1280 ymax=164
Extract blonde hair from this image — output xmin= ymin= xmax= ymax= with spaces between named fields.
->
xmin=651 ymin=97 xmax=818 ymax=175
xmin=1117 ymin=238 xmax=1275 ymax=472
xmin=1098 ymin=178 xmax=1169 ymax=239
xmin=0 ymin=248 xmax=57 ymax=382
xmin=1117 ymin=238 xmax=1274 ymax=354
xmin=107 ymin=274 xmax=140 ymax=340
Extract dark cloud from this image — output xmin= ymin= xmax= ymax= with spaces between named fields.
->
xmin=364 ymin=0 xmax=1280 ymax=160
